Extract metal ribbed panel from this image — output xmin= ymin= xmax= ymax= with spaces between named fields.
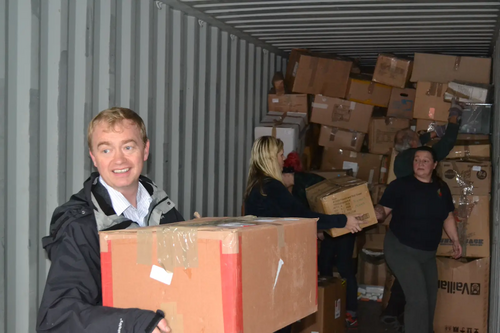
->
xmin=0 ymin=1 xmax=281 ymax=332
xmin=182 ymin=0 xmax=500 ymax=66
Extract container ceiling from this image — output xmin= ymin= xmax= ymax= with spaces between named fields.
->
xmin=179 ymin=0 xmax=500 ymax=66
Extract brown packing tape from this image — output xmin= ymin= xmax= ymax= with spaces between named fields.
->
xmin=427 ymin=82 xmax=437 ymax=96
xmin=161 ymin=302 xmax=184 ymax=333
xmin=329 ymin=127 xmax=338 ymax=142
xmin=100 ymin=234 xmax=109 ymax=252
xmin=157 ymin=226 xmax=199 ymax=272
xmin=437 ymin=83 xmax=443 ymax=97
xmin=454 ymin=56 xmax=461 ymax=71
xmin=332 ymin=104 xmax=352 ymax=122
xmin=350 ymin=132 xmax=358 ymax=148
xmin=367 ymin=82 xmax=375 ymax=94
xmin=137 ymin=229 xmax=153 ymax=265
xmin=308 ymin=57 xmax=319 ymax=89
xmin=270 ymin=111 xmax=288 ymax=138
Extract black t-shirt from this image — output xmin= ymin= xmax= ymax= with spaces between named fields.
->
xmin=379 ymin=175 xmax=454 ymax=251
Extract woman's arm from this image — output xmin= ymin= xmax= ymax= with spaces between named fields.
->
xmin=374 ymin=205 xmax=392 ymax=221
xmin=443 ymin=212 xmax=462 ymax=259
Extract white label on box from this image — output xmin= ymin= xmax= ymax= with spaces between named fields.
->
xmin=349 ymin=151 xmax=357 ymax=158
xmin=381 ymin=167 xmax=387 ymax=173
xmin=472 ymin=166 xmax=482 ymax=171
xmin=282 ymin=218 xmax=299 ymax=221
xmin=272 ymin=98 xmax=279 ymax=103
xmin=350 ymin=101 xmax=356 ymax=109
xmin=273 ymin=259 xmax=285 ymax=290
xmin=335 ymin=299 xmax=341 ymax=319
xmin=343 ymin=161 xmax=359 ymax=175
xmin=311 ymin=102 xmax=328 ymax=109
xmin=255 ymin=219 xmax=276 ymax=222
xmin=293 ymin=62 xmax=299 ymax=77
xmin=150 ymin=265 xmax=173 ymax=285
xmin=218 ymin=222 xmax=255 ymax=228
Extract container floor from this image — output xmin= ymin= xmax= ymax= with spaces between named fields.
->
xmin=357 ymin=301 xmax=399 ymax=333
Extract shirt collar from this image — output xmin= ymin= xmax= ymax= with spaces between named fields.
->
xmin=99 ymin=176 xmax=151 ymax=216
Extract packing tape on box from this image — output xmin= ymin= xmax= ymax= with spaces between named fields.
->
xmin=426 ymin=82 xmax=444 ymax=97
xmin=449 ymin=161 xmax=475 ymax=196
xmin=350 ymin=132 xmax=359 ymax=148
xmin=161 ymin=302 xmax=184 ymax=333
xmin=329 ymin=127 xmax=338 ymax=142
xmin=157 ymin=226 xmax=199 ymax=272
xmin=137 ymin=229 xmax=154 ymax=265
xmin=452 ymin=195 xmax=479 ymax=257
xmin=312 ymin=102 xmax=328 ymax=109
xmin=454 ymin=56 xmax=462 ymax=71
xmin=307 ymin=57 xmax=319 ymax=89
xmin=390 ymin=58 xmax=397 ymax=72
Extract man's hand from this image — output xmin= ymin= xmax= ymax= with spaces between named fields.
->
xmin=452 ymin=240 xmax=462 ymax=259
xmin=153 ymin=319 xmax=171 ymax=333
xmin=448 ymin=98 xmax=464 ymax=122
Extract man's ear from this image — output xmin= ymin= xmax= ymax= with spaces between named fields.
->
xmin=89 ymin=149 xmax=98 ymax=168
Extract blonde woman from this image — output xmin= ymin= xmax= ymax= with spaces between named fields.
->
xmin=244 ymin=136 xmax=362 ymax=233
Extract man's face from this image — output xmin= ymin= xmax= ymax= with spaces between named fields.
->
xmin=409 ymin=131 xmax=421 ymax=148
xmin=89 ymin=120 xmax=150 ymax=195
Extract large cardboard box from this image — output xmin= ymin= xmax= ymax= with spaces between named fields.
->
xmin=311 ymin=169 xmax=353 ymax=179
xmin=311 ymin=95 xmax=374 ymax=133
xmin=437 ymin=195 xmax=490 ymax=258
xmin=306 ymin=176 xmax=378 ymax=237
xmin=411 ymin=53 xmax=492 ymax=84
xmin=444 ymin=81 xmax=491 ymax=104
xmin=446 ymin=144 xmax=490 ymax=160
xmin=286 ymin=51 xmax=353 ymax=98
xmin=438 ymin=160 xmax=492 ymax=195
xmin=372 ymin=54 xmax=413 ymax=88
xmin=368 ymin=118 xmax=411 ymax=155
xmin=357 ymin=249 xmax=387 ymax=287
xmin=387 ymin=88 xmax=416 ymax=119
xmin=460 ymin=104 xmax=492 ymax=135
xmin=346 ymin=76 xmax=392 ymax=107
xmin=318 ymin=125 xmax=365 ymax=152
xmin=100 ymin=217 xmax=318 ymax=333
xmin=321 ymin=148 xmax=383 ymax=185
xmin=434 ymin=257 xmax=490 ymax=333
xmin=413 ymin=82 xmax=451 ymax=122
xmin=292 ymin=278 xmax=346 ymax=333
xmin=268 ymin=94 xmax=309 ymax=113
xmin=255 ymin=112 xmax=308 ymax=156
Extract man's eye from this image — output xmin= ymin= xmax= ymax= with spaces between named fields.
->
xmin=125 ymin=146 xmax=132 ymax=150
xmin=102 ymin=149 xmax=110 ymax=154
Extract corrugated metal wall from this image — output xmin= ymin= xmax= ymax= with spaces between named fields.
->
xmin=0 ymin=1 xmax=286 ymax=332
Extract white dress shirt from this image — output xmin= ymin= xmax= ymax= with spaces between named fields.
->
xmin=99 ymin=177 xmax=153 ymax=227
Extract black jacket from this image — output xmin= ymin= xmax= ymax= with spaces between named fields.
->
xmin=37 ymin=172 xmax=184 ymax=333
xmin=245 ymin=177 xmax=347 ymax=229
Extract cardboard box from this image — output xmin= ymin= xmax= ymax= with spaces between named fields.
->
xmin=285 ymin=49 xmax=310 ymax=92
xmin=286 ymin=52 xmax=353 ymax=98
xmin=311 ymin=95 xmax=374 ymax=133
xmin=321 ymin=148 xmax=383 ymax=185
xmin=364 ymin=234 xmax=386 ymax=252
xmin=372 ymin=54 xmax=413 ymax=88
xmin=368 ymin=118 xmax=411 ymax=155
xmin=446 ymin=144 xmax=490 ymax=159
xmin=434 ymin=257 xmax=490 ymax=333
xmin=271 ymin=72 xmax=286 ymax=95
xmin=386 ymin=149 xmax=397 ymax=184
xmin=413 ymin=82 xmax=451 ymax=122
xmin=437 ymin=195 xmax=490 ymax=258
xmin=457 ymin=133 xmax=490 ymax=143
xmin=346 ymin=76 xmax=392 ymax=107
xmin=306 ymin=176 xmax=378 ymax=237
xmin=411 ymin=53 xmax=492 ymax=84
xmin=100 ymin=217 xmax=318 ymax=333
xmin=415 ymin=119 xmax=447 ymax=134
xmin=268 ymin=94 xmax=309 ymax=113
xmin=318 ymin=125 xmax=364 ymax=152
xmin=357 ymin=249 xmax=387 ymax=287
xmin=459 ymin=104 xmax=492 ymax=135
xmin=438 ymin=160 xmax=492 ymax=195
xmin=292 ymin=278 xmax=346 ymax=333
xmin=311 ymin=169 xmax=354 ymax=179
xmin=387 ymin=88 xmax=416 ymax=119
xmin=444 ymin=81 xmax=491 ymax=104
xmin=255 ymin=112 xmax=308 ymax=157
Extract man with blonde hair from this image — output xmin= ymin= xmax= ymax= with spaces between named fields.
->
xmin=37 ymin=107 xmax=183 ymax=333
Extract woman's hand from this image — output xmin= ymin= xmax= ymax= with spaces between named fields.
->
xmin=345 ymin=215 xmax=363 ymax=233
xmin=452 ymin=240 xmax=462 ymax=259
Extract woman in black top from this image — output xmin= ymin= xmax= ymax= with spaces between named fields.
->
xmin=244 ymin=136 xmax=363 ymax=333
xmin=375 ymin=146 xmax=462 ymax=333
